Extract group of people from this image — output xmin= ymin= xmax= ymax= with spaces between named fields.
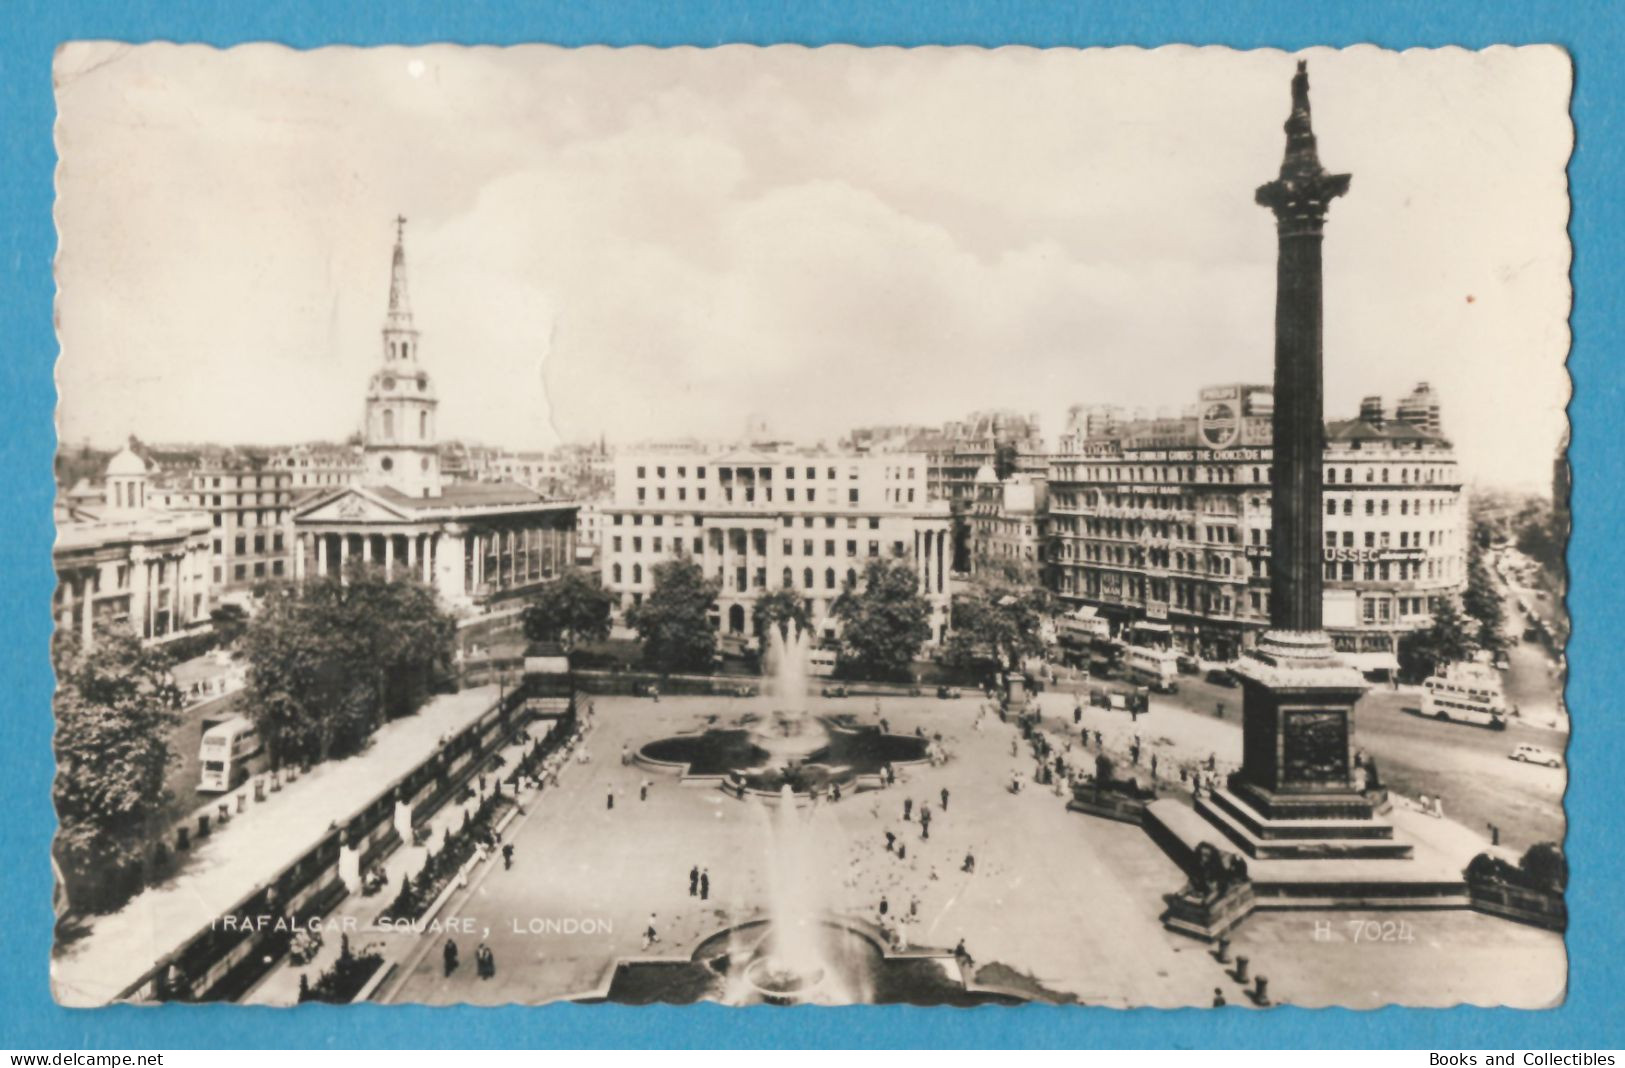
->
xmin=687 ymin=864 xmax=713 ymax=901
xmin=442 ymin=938 xmax=497 ymax=981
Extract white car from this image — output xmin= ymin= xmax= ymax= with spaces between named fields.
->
xmin=1509 ymin=744 xmax=1562 ymax=768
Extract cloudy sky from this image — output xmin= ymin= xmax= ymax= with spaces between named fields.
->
xmin=54 ymin=43 xmax=1570 ymax=490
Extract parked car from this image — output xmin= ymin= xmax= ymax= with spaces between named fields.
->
xmin=936 ymin=685 xmax=962 ymax=699
xmin=1205 ymin=668 xmax=1238 ymax=688
xmin=821 ymin=684 xmax=848 ymax=698
xmin=1509 ymin=743 xmax=1562 ymax=768
xmin=1176 ymin=655 xmax=1201 ymax=676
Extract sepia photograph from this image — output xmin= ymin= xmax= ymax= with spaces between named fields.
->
xmin=48 ymin=42 xmax=1572 ymax=1011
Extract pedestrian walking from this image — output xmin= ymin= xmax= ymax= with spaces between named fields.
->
xmin=897 ymin=843 xmax=907 ymax=861
xmin=502 ymin=843 xmax=514 ymax=871
xmin=909 ymin=895 xmax=920 ymax=919
xmin=940 ymin=787 xmax=950 ymax=811
xmin=1150 ymin=754 xmax=1159 ymax=778
xmin=643 ymin=914 xmax=660 ymax=950
xmin=1212 ymin=987 xmax=1226 ymax=1007
xmin=476 ymin=942 xmax=495 ymax=980
xmin=963 ymin=850 xmax=976 ymax=874
xmin=1074 ymin=702 xmax=1083 ymax=725
xmin=885 ymin=830 xmax=896 ymax=853
xmin=903 ymin=798 xmax=913 ymax=821
xmin=700 ymin=868 xmax=710 ymax=901
xmin=689 ymin=865 xmax=700 ymax=896
xmin=879 ymin=895 xmax=889 ymax=917
xmin=640 ymin=779 xmax=650 ymax=802
xmin=607 ymin=788 xmax=615 ymax=810
xmin=442 ymin=938 xmax=459 ymax=977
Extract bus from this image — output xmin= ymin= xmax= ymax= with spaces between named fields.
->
xmin=1123 ymin=644 xmax=1180 ymax=694
xmin=1420 ymin=663 xmax=1508 ymax=730
xmin=198 ymin=714 xmax=263 ymax=793
xmin=807 ymin=648 xmax=839 ymax=678
xmin=1057 ymin=608 xmax=1112 ymax=650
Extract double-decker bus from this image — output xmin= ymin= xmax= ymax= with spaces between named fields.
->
xmin=1123 ymin=644 xmax=1180 ymax=693
xmin=1420 ymin=662 xmax=1509 ymax=730
xmin=198 ymin=714 xmax=263 ymax=793
xmin=807 ymin=648 xmax=839 ymax=678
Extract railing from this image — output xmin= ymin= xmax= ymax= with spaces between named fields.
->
xmin=116 ymin=683 xmax=562 ymax=1003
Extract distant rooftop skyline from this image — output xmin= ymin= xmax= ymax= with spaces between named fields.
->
xmin=54 ymin=45 xmax=1570 ymax=491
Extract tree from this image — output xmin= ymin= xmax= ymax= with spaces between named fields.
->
xmin=628 ymin=559 xmax=719 ymax=674
xmin=53 ymin=625 xmax=183 ymax=912
xmin=208 ymin=603 xmax=249 ymax=648
xmin=943 ymin=576 xmax=1054 ymax=672
xmin=1396 ymin=599 xmax=1473 ymax=682
xmin=752 ymin=588 xmax=811 ymax=645
xmin=1462 ymin=541 xmax=1506 ymax=655
xmin=521 ymin=567 xmax=612 ymax=650
xmin=833 ymin=558 xmax=932 ymax=681
xmin=242 ymin=562 xmax=454 ymax=768
xmin=1519 ymin=842 xmax=1568 ymax=892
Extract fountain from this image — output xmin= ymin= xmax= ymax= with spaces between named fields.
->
xmin=636 ymin=618 xmax=930 ymax=796
xmin=601 ymin=621 xmax=1029 ymax=1005
xmin=750 ymin=620 xmax=826 ymax=765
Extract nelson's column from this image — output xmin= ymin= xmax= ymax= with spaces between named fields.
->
xmin=1220 ymin=62 xmax=1411 ymax=857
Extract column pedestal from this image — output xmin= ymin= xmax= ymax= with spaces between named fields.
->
xmin=1205 ymin=629 xmax=1411 ymax=860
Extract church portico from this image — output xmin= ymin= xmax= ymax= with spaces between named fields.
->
xmin=290 ymin=219 xmax=578 ymax=621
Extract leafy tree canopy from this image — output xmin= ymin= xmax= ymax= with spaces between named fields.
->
xmin=522 ymin=567 xmax=613 ymax=650
xmin=53 ymin=625 xmax=183 ymax=911
xmin=242 ymin=562 xmax=454 ymax=768
xmin=752 ymin=588 xmax=812 ymax=645
xmin=1396 ymin=598 xmax=1474 ymax=682
xmin=627 ymin=558 xmax=719 ymax=675
xmin=942 ymin=573 xmax=1054 ymax=672
xmin=833 ymin=558 xmax=932 ymax=681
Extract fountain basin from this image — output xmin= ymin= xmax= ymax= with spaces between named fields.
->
xmin=594 ymin=917 xmax=1026 ymax=1007
xmin=637 ymin=715 xmax=930 ymax=795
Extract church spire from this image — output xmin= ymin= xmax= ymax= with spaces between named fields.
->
xmin=382 ymin=214 xmax=419 ymax=364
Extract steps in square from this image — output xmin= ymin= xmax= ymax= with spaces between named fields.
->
xmin=1194 ymin=788 xmax=1414 ymax=861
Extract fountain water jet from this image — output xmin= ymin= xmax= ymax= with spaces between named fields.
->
xmin=751 ymin=619 xmax=824 ymax=764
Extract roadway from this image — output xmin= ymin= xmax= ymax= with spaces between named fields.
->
xmin=1120 ymin=656 xmax=1566 ymax=855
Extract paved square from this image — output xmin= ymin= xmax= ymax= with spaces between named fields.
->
xmin=380 ymin=692 xmax=1564 ymax=1008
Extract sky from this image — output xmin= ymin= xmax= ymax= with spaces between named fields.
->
xmin=53 ymin=43 xmax=1571 ymax=490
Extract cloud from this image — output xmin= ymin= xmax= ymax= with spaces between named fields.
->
xmin=54 ymin=43 xmax=1571 ymax=490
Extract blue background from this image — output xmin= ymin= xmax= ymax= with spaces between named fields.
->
xmin=2 ymin=0 xmax=1619 ymax=1050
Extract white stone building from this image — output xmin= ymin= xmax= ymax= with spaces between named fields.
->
xmin=602 ymin=448 xmax=954 ymax=643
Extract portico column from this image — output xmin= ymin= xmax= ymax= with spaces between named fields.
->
xmin=81 ymin=573 xmax=95 ymax=645
xmin=316 ymin=533 xmax=327 ymax=578
xmin=422 ymin=534 xmax=433 ymax=585
xmin=339 ymin=533 xmax=350 ymax=576
xmin=383 ymin=533 xmax=394 ymax=579
xmin=58 ymin=576 xmax=73 ymax=635
xmin=362 ymin=533 xmax=373 ymax=566
xmin=146 ymin=561 xmax=157 ymax=638
xmin=293 ymin=534 xmax=305 ymax=581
